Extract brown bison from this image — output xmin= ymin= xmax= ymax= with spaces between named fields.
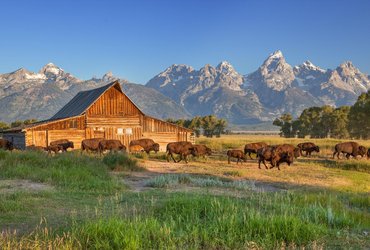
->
xmin=50 ymin=139 xmax=74 ymax=152
xmin=81 ymin=138 xmax=104 ymax=154
xmin=333 ymin=142 xmax=361 ymax=159
xmin=297 ymin=142 xmax=320 ymax=157
xmin=129 ymin=145 xmax=145 ymax=153
xmin=46 ymin=144 xmax=63 ymax=155
xmin=129 ymin=139 xmax=160 ymax=154
xmin=257 ymin=146 xmax=276 ymax=169
xmin=0 ymin=139 xmax=14 ymax=151
xmin=358 ymin=146 xmax=367 ymax=158
xmin=166 ymin=141 xmax=195 ymax=163
xmin=227 ymin=149 xmax=246 ymax=164
xmin=192 ymin=144 xmax=212 ymax=158
xmin=271 ymin=144 xmax=299 ymax=170
xmin=367 ymin=148 xmax=370 ymax=159
xmin=244 ymin=142 xmax=268 ymax=159
xmin=98 ymin=140 xmax=126 ymax=155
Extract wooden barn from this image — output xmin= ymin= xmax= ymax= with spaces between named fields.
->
xmin=2 ymin=81 xmax=193 ymax=151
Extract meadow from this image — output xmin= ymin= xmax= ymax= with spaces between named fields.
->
xmin=0 ymin=135 xmax=369 ymax=249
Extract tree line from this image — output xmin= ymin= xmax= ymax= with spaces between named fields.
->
xmin=166 ymin=115 xmax=228 ymax=138
xmin=0 ymin=119 xmax=38 ymax=131
xmin=273 ymin=90 xmax=370 ymax=139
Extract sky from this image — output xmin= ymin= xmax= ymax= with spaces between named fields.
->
xmin=0 ymin=0 xmax=369 ymax=84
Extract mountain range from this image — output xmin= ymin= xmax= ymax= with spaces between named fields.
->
xmin=0 ymin=50 xmax=369 ymax=125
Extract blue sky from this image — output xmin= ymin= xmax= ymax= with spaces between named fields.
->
xmin=0 ymin=0 xmax=369 ymax=84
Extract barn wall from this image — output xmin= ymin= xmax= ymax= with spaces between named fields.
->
xmin=2 ymin=133 xmax=26 ymax=150
xmin=85 ymin=116 xmax=143 ymax=148
xmin=142 ymin=116 xmax=192 ymax=151
xmin=86 ymin=87 xmax=141 ymax=117
xmin=31 ymin=116 xmax=85 ymax=131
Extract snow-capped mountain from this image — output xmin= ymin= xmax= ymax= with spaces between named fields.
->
xmin=1 ymin=52 xmax=369 ymax=125
xmin=146 ymin=51 xmax=370 ymax=124
xmin=0 ymin=64 xmax=190 ymax=122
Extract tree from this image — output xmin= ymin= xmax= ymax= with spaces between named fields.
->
xmin=24 ymin=119 xmax=37 ymax=125
xmin=328 ymin=106 xmax=350 ymax=139
xmin=348 ymin=90 xmax=370 ymax=139
xmin=202 ymin=115 xmax=218 ymax=137
xmin=188 ymin=116 xmax=202 ymax=137
xmin=11 ymin=120 xmax=23 ymax=128
xmin=0 ymin=121 xmax=9 ymax=131
xmin=273 ymin=113 xmax=296 ymax=138
xmin=214 ymin=119 xmax=227 ymax=137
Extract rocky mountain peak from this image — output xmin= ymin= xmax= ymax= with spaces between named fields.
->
xmin=39 ymin=63 xmax=64 ymax=77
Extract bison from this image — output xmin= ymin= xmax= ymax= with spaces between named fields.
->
xmin=129 ymin=139 xmax=160 ymax=154
xmin=227 ymin=149 xmax=246 ymax=164
xmin=257 ymin=146 xmax=276 ymax=169
xmin=0 ymin=139 xmax=14 ymax=151
xmin=192 ymin=144 xmax=212 ymax=158
xmin=367 ymin=148 xmax=370 ymax=159
xmin=358 ymin=146 xmax=367 ymax=158
xmin=129 ymin=144 xmax=145 ymax=153
xmin=297 ymin=142 xmax=320 ymax=157
xmin=46 ymin=144 xmax=63 ymax=155
xmin=98 ymin=140 xmax=126 ymax=155
xmin=81 ymin=138 xmax=104 ymax=154
xmin=50 ymin=139 xmax=74 ymax=152
xmin=271 ymin=144 xmax=299 ymax=170
xmin=166 ymin=141 xmax=195 ymax=163
xmin=333 ymin=142 xmax=361 ymax=159
xmin=244 ymin=142 xmax=268 ymax=159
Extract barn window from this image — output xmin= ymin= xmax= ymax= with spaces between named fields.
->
xmin=125 ymin=128 xmax=133 ymax=135
xmin=117 ymin=128 xmax=124 ymax=135
xmin=69 ymin=119 xmax=77 ymax=128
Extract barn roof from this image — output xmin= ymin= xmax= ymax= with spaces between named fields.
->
xmin=51 ymin=81 xmax=121 ymax=120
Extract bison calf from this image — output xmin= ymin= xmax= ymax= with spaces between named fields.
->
xmin=227 ymin=149 xmax=246 ymax=164
xmin=129 ymin=145 xmax=145 ymax=153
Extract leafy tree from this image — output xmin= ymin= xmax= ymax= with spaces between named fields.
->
xmin=273 ymin=113 xmax=296 ymax=138
xmin=202 ymin=115 xmax=218 ymax=138
xmin=0 ymin=121 xmax=9 ymax=131
xmin=348 ymin=90 xmax=370 ymax=139
xmin=214 ymin=119 xmax=227 ymax=137
xmin=329 ymin=106 xmax=350 ymax=138
xmin=11 ymin=120 xmax=23 ymax=128
xmin=24 ymin=119 xmax=37 ymax=125
xmin=188 ymin=116 xmax=202 ymax=137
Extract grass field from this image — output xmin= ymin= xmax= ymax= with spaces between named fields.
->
xmin=0 ymin=135 xmax=369 ymax=249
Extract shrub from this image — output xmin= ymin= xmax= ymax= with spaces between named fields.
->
xmin=102 ymin=153 xmax=143 ymax=171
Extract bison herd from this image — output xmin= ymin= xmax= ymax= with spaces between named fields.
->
xmin=0 ymin=138 xmax=369 ymax=170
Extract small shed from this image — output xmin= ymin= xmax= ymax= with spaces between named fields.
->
xmin=2 ymin=81 xmax=193 ymax=150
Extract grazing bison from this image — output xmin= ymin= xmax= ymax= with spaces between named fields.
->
xmin=244 ymin=142 xmax=268 ymax=159
xmin=227 ymin=149 xmax=246 ymax=164
xmin=129 ymin=139 xmax=160 ymax=154
xmin=297 ymin=142 xmax=320 ymax=157
xmin=367 ymin=148 xmax=370 ymax=159
xmin=81 ymin=138 xmax=104 ymax=154
xmin=358 ymin=146 xmax=367 ymax=158
xmin=271 ymin=144 xmax=299 ymax=170
xmin=98 ymin=140 xmax=126 ymax=155
xmin=0 ymin=139 xmax=14 ymax=151
xmin=192 ymin=144 xmax=212 ymax=158
xmin=50 ymin=139 xmax=74 ymax=152
xmin=46 ymin=144 xmax=63 ymax=155
xmin=333 ymin=142 xmax=361 ymax=159
xmin=129 ymin=144 xmax=145 ymax=153
xmin=166 ymin=141 xmax=195 ymax=163
xmin=257 ymin=146 xmax=276 ymax=169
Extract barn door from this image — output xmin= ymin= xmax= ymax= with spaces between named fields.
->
xmin=34 ymin=131 xmax=47 ymax=147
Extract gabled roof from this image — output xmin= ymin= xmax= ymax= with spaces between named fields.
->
xmin=51 ymin=81 xmax=121 ymax=120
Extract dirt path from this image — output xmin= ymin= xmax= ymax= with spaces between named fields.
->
xmin=0 ymin=179 xmax=53 ymax=194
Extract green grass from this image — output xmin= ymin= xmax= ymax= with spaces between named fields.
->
xmin=0 ymin=150 xmax=121 ymax=193
xmin=145 ymin=174 xmax=254 ymax=190
xmin=1 ymin=191 xmax=368 ymax=249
